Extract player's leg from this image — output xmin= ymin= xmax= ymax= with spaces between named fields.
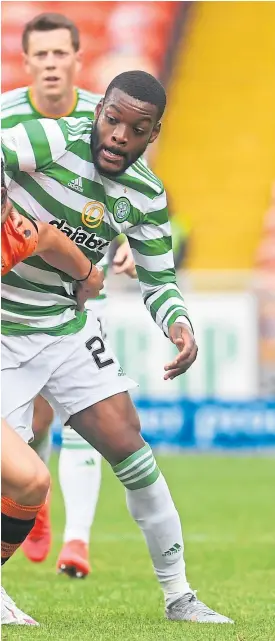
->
xmin=1 ymin=332 xmax=60 ymax=626
xmin=1 ymin=419 xmax=50 ymax=625
xmin=57 ymin=427 xmax=101 ymax=577
xmin=57 ymin=302 xmax=105 ymax=578
xmin=1 ymin=419 xmax=50 ymax=561
xmin=69 ymin=395 xmax=191 ymax=598
xmin=31 ymin=395 xmax=53 ymax=465
xmin=69 ymin=396 xmax=233 ymax=623
xmin=45 ymin=318 xmax=233 ymax=623
xmin=22 ymin=395 xmax=53 ymax=563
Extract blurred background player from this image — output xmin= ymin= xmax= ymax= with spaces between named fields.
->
xmin=1 ymin=161 xmax=104 ymax=625
xmin=1 ymin=12 xmax=137 ymax=578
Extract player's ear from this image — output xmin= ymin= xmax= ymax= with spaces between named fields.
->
xmin=148 ymin=121 xmax=161 ymax=145
xmin=75 ymin=48 xmax=83 ymax=74
xmin=95 ymin=100 xmax=104 ymax=119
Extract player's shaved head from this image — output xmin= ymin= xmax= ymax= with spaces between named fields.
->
xmin=92 ymin=71 xmax=165 ymax=178
xmin=104 ymin=70 xmax=166 ymax=121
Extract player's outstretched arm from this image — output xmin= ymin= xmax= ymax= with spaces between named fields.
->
xmin=35 ymin=222 xmax=104 ymax=300
xmin=127 ymin=190 xmax=197 ymax=376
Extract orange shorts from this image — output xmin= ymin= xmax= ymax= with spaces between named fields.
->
xmin=1 ymin=216 xmax=38 ymax=276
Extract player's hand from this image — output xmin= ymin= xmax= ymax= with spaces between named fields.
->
xmin=9 ymin=208 xmax=23 ymax=228
xmin=4 ymin=201 xmax=22 ymax=228
xmin=164 ymin=322 xmax=198 ymax=380
xmin=112 ymin=240 xmax=137 ymax=278
xmin=75 ymin=265 xmax=104 ymax=311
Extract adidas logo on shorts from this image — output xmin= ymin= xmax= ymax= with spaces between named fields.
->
xmin=118 ymin=366 xmax=125 ymax=377
xmin=68 ymin=176 xmax=83 ymax=193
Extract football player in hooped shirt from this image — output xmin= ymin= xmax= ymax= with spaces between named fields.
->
xmin=2 ymin=11 xmax=136 ymax=575
xmin=2 ymin=69 xmax=233 ymax=624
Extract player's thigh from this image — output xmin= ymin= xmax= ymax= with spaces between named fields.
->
xmin=69 ymin=391 xmax=144 ymax=465
xmin=1 ymin=419 xmax=50 ymax=504
xmin=32 ymin=395 xmax=54 ymax=439
xmin=43 ymin=310 xmax=137 ymax=435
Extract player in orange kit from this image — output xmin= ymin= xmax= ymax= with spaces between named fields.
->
xmin=1 ymin=160 xmax=104 ymax=626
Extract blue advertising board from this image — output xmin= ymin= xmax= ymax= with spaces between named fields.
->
xmin=51 ymin=399 xmax=275 ymax=450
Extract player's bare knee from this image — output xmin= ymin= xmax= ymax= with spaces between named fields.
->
xmin=69 ymin=394 xmax=143 ymax=463
xmin=33 ymin=461 xmax=50 ymax=503
xmin=19 ymin=459 xmax=50 ymax=506
xmin=113 ymin=414 xmax=143 ymax=463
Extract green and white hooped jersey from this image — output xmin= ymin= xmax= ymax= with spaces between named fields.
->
xmin=2 ymin=116 xmax=191 ymax=337
xmin=1 ymin=85 xmax=108 ymax=302
xmin=1 ymin=86 xmax=102 ymax=129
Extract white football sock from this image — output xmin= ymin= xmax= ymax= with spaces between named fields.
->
xmin=59 ymin=427 xmax=101 ymax=544
xmin=113 ymin=444 xmax=190 ymax=607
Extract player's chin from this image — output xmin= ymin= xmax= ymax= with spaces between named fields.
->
xmin=95 ymin=153 xmax=128 ymax=177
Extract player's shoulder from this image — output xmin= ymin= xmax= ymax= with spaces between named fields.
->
xmin=2 ymin=86 xmax=29 ymax=111
xmin=2 ymin=87 xmax=33 ymax=128
xmin=75 ymin=87 xmax=102 ymax=113
xmin=122 ymin=158 xmax=164 ymax=200
xmin=31 ymin=115 xmax=92 ymax=141
xmin=59 ymin=115 xmax=93 ymax=138
xmin=35 ymin=116 xmax=93 ymax=153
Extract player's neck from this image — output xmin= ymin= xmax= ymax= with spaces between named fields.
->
xmin=29 ymin=86 xmax=77 ymax=118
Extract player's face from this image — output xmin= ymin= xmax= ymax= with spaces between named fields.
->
xmin=91 ymin=88 xmax=161 ymax=177
xmin=23 ymin=29 xmax=81 ymax=99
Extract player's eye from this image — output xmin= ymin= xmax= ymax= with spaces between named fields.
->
xmin=106 ymin=115 xmax=117 ymax=125
xmin=133 ymin=127 xmax=144 ymax=136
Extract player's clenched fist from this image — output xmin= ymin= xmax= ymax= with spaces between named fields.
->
xmin=164 ymin=323 xmax=198 ymax=380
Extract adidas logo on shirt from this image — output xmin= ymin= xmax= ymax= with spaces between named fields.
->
xmin=68 ymin=176 xmax=83 ymax=193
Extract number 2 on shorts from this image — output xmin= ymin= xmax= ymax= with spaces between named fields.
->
xmin=85 ymin=336 xmax=114 ymax=369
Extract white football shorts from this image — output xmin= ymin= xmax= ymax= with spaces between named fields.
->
xmin=85 ymin=297 xmax=108 ymax=340
xmin=1 ymin=309 xmax=136 ymax=443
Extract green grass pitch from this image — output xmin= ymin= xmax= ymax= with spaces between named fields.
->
xmin=2 ymin=453 xmax=274 ymax=641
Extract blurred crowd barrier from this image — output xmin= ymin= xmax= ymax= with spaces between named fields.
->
xmin=106 ymin=268 xmax=261 ymax=401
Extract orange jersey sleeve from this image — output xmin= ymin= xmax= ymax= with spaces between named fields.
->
xmin=1 ymin=216 xmax=38 ymax=276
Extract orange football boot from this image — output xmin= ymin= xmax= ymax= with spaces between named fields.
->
xmin=56 ymin=539 xmax=90 ymax=578
xmin=21 ymin=501 xmax=51 ymax=563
